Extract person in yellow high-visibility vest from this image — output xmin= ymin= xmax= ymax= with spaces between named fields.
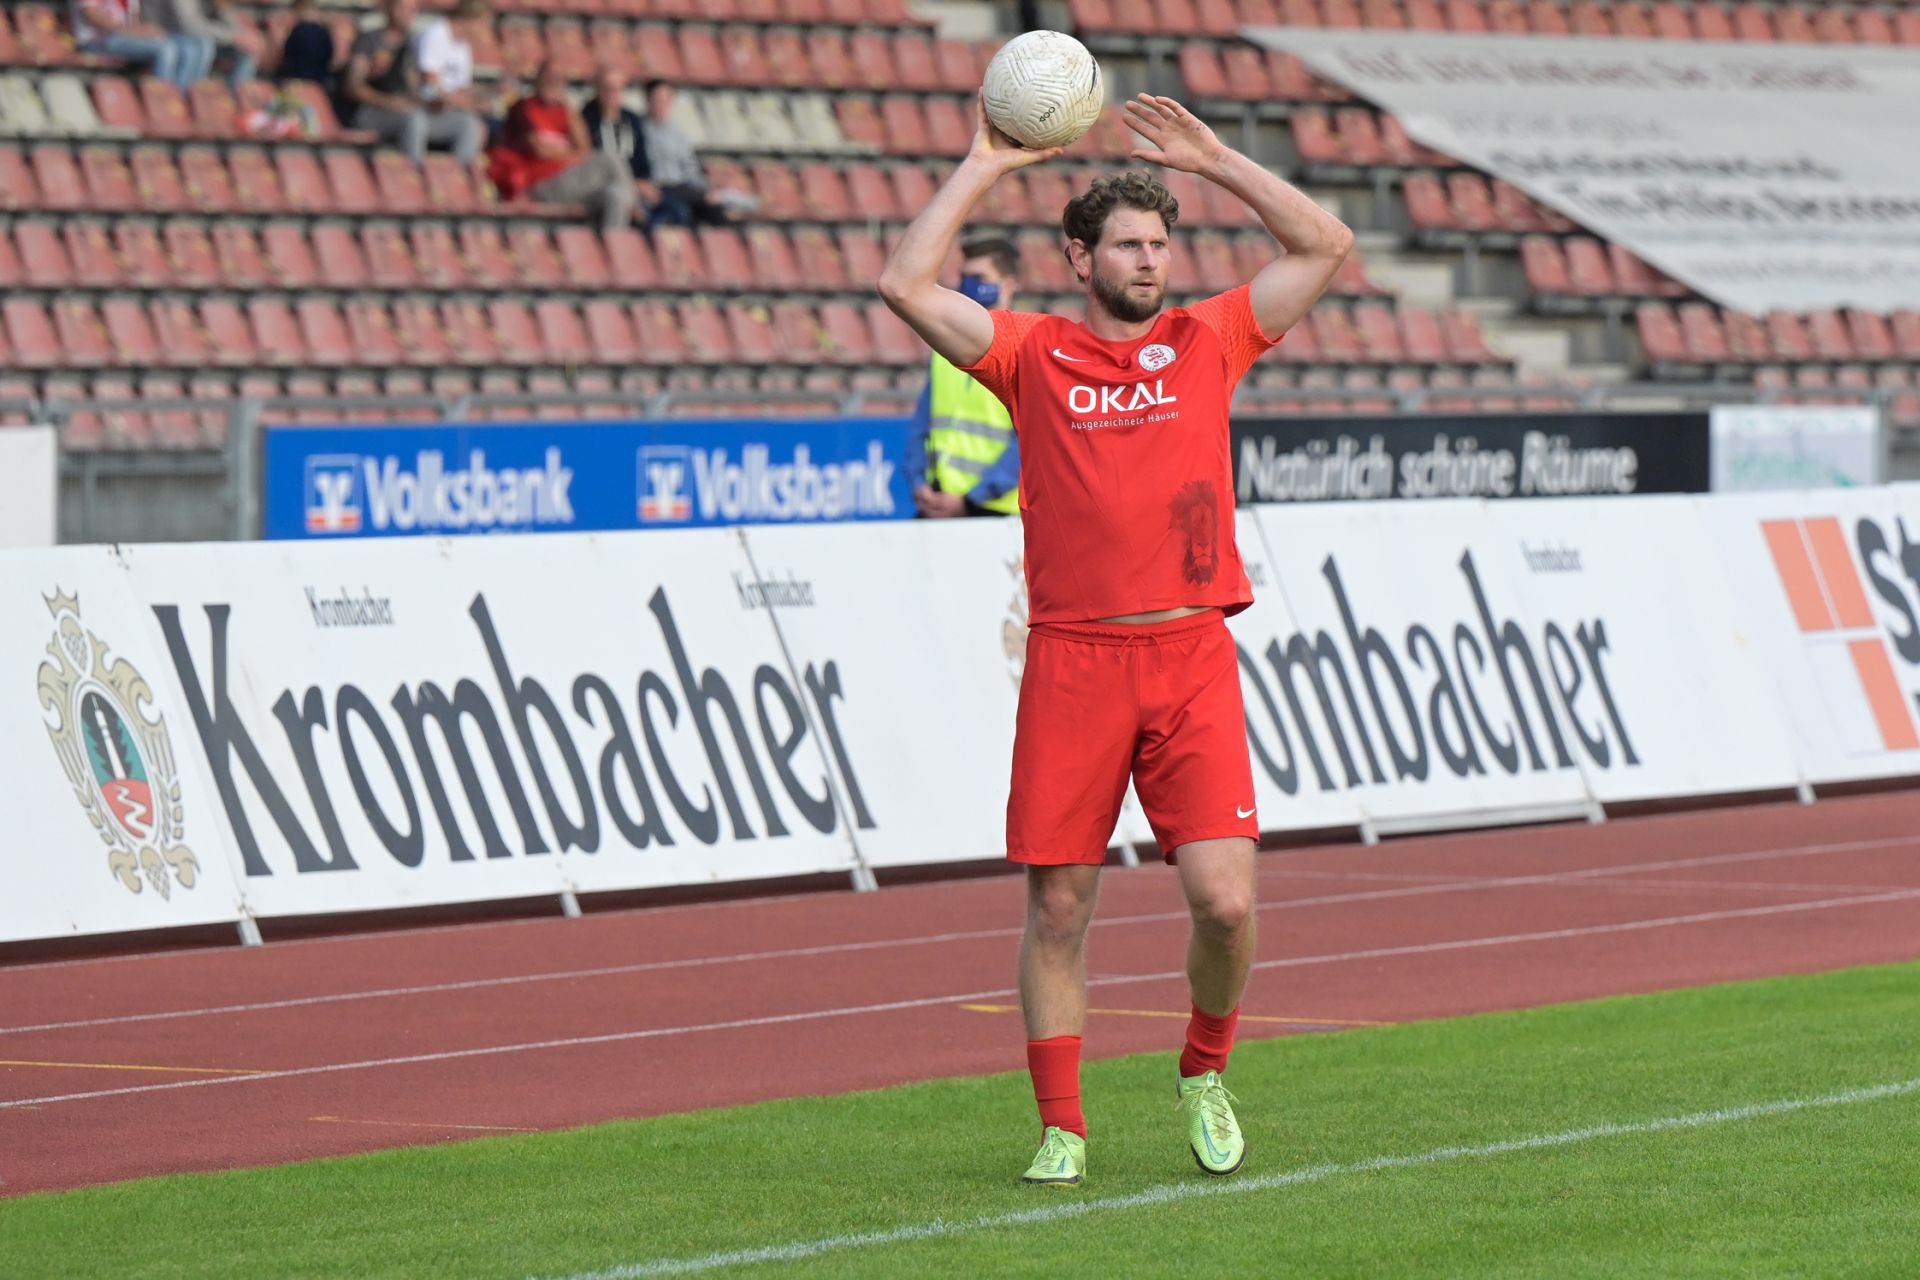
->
xmin=908 ymin=235 xmax=1022 ymax=517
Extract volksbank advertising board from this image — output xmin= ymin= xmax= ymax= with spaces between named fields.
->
xmin=263 ymin=418 xmax=912 ymax=540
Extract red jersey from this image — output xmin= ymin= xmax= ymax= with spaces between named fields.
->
xmin=960 ymin=285 xmax=1279 ymax=624
xmin=488 ymin=98 xmax=576 ymax=199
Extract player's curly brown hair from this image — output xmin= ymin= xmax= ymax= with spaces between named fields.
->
xmin=1061 ymin=170 xmax=1181 ymax=251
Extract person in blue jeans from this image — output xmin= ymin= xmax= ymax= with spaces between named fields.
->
xmin=70 ymin=0 xmax=213 ymax=89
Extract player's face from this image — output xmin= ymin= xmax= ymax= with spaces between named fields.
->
xmin=1086 ymin=208 xmax=1170 ymax=324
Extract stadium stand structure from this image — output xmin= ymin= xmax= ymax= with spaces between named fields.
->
xmin=1 ymin=0 xmax=1917 ymax=449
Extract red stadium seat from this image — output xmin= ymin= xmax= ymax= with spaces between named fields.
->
xmin=697 ymin=227 xmax=753 ymax=290
xmin=1775 ymin=5 xmax=1815 ymax=42
xmin=1220 ymin=47 xmax=1273 ymax=100
xmin=1191 ymin=231 xmax=1242 ymax=294
xmin=457 ymin=224 xmax=517 ymax=289
xmin=1723 ymin=310 xmax=1771 ymax=362
xmin=424 ymin=154 xmax=481 ymax=213
xmin=677 ymin=25 xmax=728 ymax=86
xmin=795 ymin=160 xmax=854 ymax=221
xmin=879 ymin=96 xmax=931 ymax=155
xmin=1805 ymin=310 xmax=1855 ymax=361
xmin=161 ymin=222 xmax=219 ymax=288
xmin=1678 ymin=304 xmax=1733 ymax=363
xmin=1310 ymin=308 xmax=1365 ymax=363
xmin=112 ymin=221 xmax=171 ymax=288
xmin=652 ymin=226 xmax=708 ymax=290
xmin=1811 ymin=7 xmax=1854 ymax=42
xmin=64 ymin=221 xmax=123 ymax=288
xmin=506 ymin=225 xmax=566 ymax=288
xmin=1490 ymin=180 xmax=1552 ymax=233
xmin=866 ymin=300 xmax=924 ymax=364
xmin=362 ymin=223 xmax=420 ymax=290
xmin=1444 ymin=174 xmax=1500 ymax=232
xmin=819 ymin=300 xmax=875 ymax=364
xmin=745 ymin=226 xmax=803 ymax=290
xmin=584 ymin=300 xmax=641 ymax=364
xmin=227 ymin=146 xmax=285 ymax=212
xmin=1692 ymin=4 xmax=1734 ymax=38
xmin=312 ymin=223 xmax=372 ymax=289
xmin=90 ymin=76 xmax=145 ymax=132
xmin=1398 ymin=307 xmax=1448 ymax=363
xmin=30 ymin=143 xmax=87 ymax=211
xmin=844 ymin=163 xmax=899 ymax=221
xmin=1440 ymin=310 xmax=1498 ymax=363
xmin=849 ymin=31 xmax=900 ymax=91
xmin=1564 ymin=237 xmax=1616 ymax=295
xmin=632 ymin=26 xmax=687 ymax=82
xmin=933 ymin=38 xmax=982 ymax=93
xmin=724 ymin=302 xmax=780 ymax=365
xmin=1180 ymin=45 xmax=1231 ymax=100
xmin=195 ymin=299 xmax=256 ymax=367
xmin=546 ymin=19 xmax=596 ymax=79
xmin=1520 ymin=236 xmax=1572 ymax=295
xmin=1353 ymin=302 xmax=1407 ymax=362
xmin=833 ymin=95 xmax=886 ymax=150
xmin=751 ymin=160 xmax=808 ymax=220
xmin=808 ymin=30 xmax=858 ymax=90
xmin=892 ymin=32 xmax=941 ymax=92
xmin=296 ymin=298 xmax=355 ymax=366
xmin=836 ymin=227 xmax=887 ymax=285
xmin=553 ymin=226 xmax=610 ymax=290
xmin=0 ymin=146 xmax=36 ymax=213
xmin=15 ymin=222 xmax=74 ymax=289
xmin=1731 ymin=3 xmax=1776 ymax=41
xmin=1765 ymin=310 xmax=1814 ymax=360
xmin=188 ymin=80 xmax=238 ymax=136
xmin=2 ymin=300 xmax=60 ymax=368
xmin=631 ymin=302 xmax=690 ymax=366
xmin=499 ymin=18 xmax=546 ymax=77
xmin=1636 ymin=303 xmax=1688 ymax=365
xmin=249 ymin=298 xmax=307 ymax=366
xmin=255 ymin=223 xmax=316 ymax=289
xmin=1290 ymin=108 xmax=1347 ymax=169
xmin=678 ymin=300 xmax=736 ymax=363
xmin=53 ymin=298 xmax=113 ymax=367
xmin=771 ymin=301 xmax=831 ymax=364
xmin=372 ymin=151 xmax=429 ymax=215
xmin=789 ymin=226 xmax=849 ymax=289
xmin=535 ymin=300 xmax=593 ymax=364
xmin=1443 ymin=0 xmax=1487 ymax=30
xmin=481 ymin=300 xmax=539 ymax=365
xmin=138 ymin=77 xmax=197 ymax=139
xmin=1855 ymin=9 xmax=1895 ymax=43
xmin=128 ymin=145 xmax=190 ymax=211
xmin=603 ymin=227 xmax=660 ymax=290
xmin=1846 ymin=310 xmax=1896 ymax=361
xmin=762 ymin=29 xmax=816 ymax=90
xmin=393 ymin=298 xmax=454 ymax=366
xmin=344 ymin=300 xmax=404 ymax=367
xmin=407 ymin=224 xmax=467 ymax=289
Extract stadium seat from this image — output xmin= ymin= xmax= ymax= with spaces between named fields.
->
xmin=15 ymin=221 xmax=73 ymax=288
xmin=439 ymin=300 xmax=498 ymax=367
xmin=457 ymin=224 xmax=517 ymax=289
xmin=312 ymin=223 xmax=371 ymax=289
xmin=1846 ymin=309 xmax=1896 ymax=361
xmin=603 ymin=227 xmax=659 ymax=290
xmin=1353 ymin=302 xmax=1407 ymax=362
xmin=279 ymin=148 xmax=337 ymax=213
xmin=745 ymin=226 xmax=803 ymax=290
xmin=392 ymin=298 xmax=454 ymax=366
xmin=1766 ymin=310 xmax=1815 ymax=360
xmin=408 ymin=224 xmax=467 ymax=289
xmin=878 ymin=95 xmax=930 ymax=155
xmin=1806 ymin=309 xmax=1856 ymax=361
xmin=1398 ymin=307 xmax=1447 ymax=363
xmin=64 ymin=219 xmax=120 ymax=288
xmin=553 ymin=225 xmax=609 ymax=289
xmin=3 ymin=299 xmax=60 ymax=368
xmin=1678 ymin=303 xmax=1732 ymax=363
xmin=424 ymin=154 xmax=481 ymax=213
xmin=836 ymin=227 xmax=886 ymax=285
xmin=486 ymin=300 xmax=543 ymax=365
xmin=112 ymin=220 xmax=170 ymax=289
xmin=1732 ymin=3 xmax=1776 ymax=41
xmin=865 ymin=299 xmax=923 ymax=364
xmin=179 ymin=145 xmax=239 ymax=212
xmin=1776 ymin=5 xmax=1816 ymax=42
xmin=249 ymin=298 xmax=307 ymax=366
xmin=1440 ymin=310 xmax=1498 ymax=363
xmin=254 ymin=223 xmax=315 ymax=289
xmin=584 ymin=300 xmax=641 ymax=364
xmin=372 ymin=151 xmax=429 ymax=215
xmin=102 ymin=296 xmax=160 ymax=365
xmin=87 ymin=75 xmax=145 ymax=133
xmin=507 ymin=225 xmax=565 ymax=288
xmin=53 ymin=298 xmax=113 ymax=367
xmin=535 ymin=300 xmax=593 ymax=364
xmin=1520 ymin=236 xmax=1571 ymax=296
xmin=188 ymin=80 xmax=238 ymax=136
xmin=137 ymin=77 xmax=196 ymax=139
xmin=129 ymin=145 xmax=189 ymax=210
xmin=196 ymin=299 xmax=257 ymax=366
xmin=344 ymin=300 xmax=404 ymax=367
xmin=678 ymin=300 xmax=736 ymax=362
xmin=1723 ymin=310 xmax=1771 ymax=362
xmin=1445 ymin=174 xmax=1501 ymax=232
xmin=653 ymin=226 xmax=708 ymax=289
xmin=1692 ymin=4 xmax=1735 ymax=39
xmin=818 ymin=300 xmax=875 ymax=364
xmin=844 ymin=162 xmax=898 ymax=221
xmin=29 ymin=142 xmax=86 ymax=210
xmin=725 ymin=302 xmax=780 ymax=365
xmin=230 ymin=146 xmax=289 ymax=213
xmin=631 ymin=302 xmax=690 ymax=365
xmin=78 ymin=145 xmax=134 ymax=208
xmin=363 ymin=223 xmax=420 ymax=289
xmin=796 ymin=160 xmax=856 ymax=222
xmin=1564 ymin=237 xmax=1615 ymax=295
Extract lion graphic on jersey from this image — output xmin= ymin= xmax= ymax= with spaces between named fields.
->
xmin=1169 ymin=480 xmax=1219 ymax=586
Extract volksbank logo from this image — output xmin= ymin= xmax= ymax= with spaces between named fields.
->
xmin=305 ymin=449 xmax=575 ymax=535
xmin=637 ymin=441 xmax=896 ymax=524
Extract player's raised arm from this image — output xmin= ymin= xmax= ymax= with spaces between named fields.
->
xmin=877 ymin=98 xmax=1062 ymax=368
xmin=1124 ymin=94 xmax=1354 ymax=339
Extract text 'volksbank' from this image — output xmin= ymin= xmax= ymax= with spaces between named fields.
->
xmin=151 ymin=590 xmax=874 ymax=876
xmin=360 ymin=449 xmax=575 ymax=533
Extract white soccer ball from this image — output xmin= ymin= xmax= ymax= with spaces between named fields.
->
xmin=981 ymin=30 xmax=1105 ymax=150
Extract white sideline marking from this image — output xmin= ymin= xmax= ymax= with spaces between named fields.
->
xmin=3 ymin=885 xmax=1918 ymax=1112
xmin=539 ymin=1076 xmax=1920 ymax=1278
xmin=2 ymin=834 xmax=1911 ymax=1037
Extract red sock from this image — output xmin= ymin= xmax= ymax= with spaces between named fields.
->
xmin=1027 ymin=1036 xmax=1086 ymax=1138
xmin=1180 ymin=1004 xmax=1240 ymax=1078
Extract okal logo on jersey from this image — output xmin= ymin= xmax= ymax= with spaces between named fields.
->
xmin=307 ymin=449 xmax=576 ymax=535
xmin=1067 ymin=381 xmax=1178 ymax=416
xmin=1761 ymin=515 xmax=1920 ymax=752
xmin=36 ymin=591 xmax=201 ymax=899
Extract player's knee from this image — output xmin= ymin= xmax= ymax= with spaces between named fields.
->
xmin=1191 ymin=885 xmax=1253 ymax=939
xmin=1029 ymin=881 xmax=1094 ymax=944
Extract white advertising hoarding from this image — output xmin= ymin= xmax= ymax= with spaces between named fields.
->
xmin=1711 ymin=405 xmax=1882 ymax=492
xmin=0 ymin=426 xmax=57 ymax=548
xmin=1246 ymin=28 xmax=1920 ymax=313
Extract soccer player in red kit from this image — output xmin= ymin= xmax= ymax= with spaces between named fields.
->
xmin=878 ymin=93 xmax=1353 ymax=1185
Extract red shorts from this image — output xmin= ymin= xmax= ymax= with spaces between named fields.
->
xmin=1007 ymin=609 xmax=1258 ymax=864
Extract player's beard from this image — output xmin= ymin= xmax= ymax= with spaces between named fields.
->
xmin=1090 ymin=267 xmax=1165 ymax=324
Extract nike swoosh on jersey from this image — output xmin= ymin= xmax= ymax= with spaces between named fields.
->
xmin=1051 ymin=348 xmax=1090 ymax=363
xmin=1236 ymin=806 xmax=1255 ymax=819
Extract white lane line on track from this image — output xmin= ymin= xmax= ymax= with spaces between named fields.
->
xmin=3 ymin=885 xmax=1918 ymax=1113
xmin=537 ymin=1075 xmax=1920 ymax=1279
xmin=2 ymin=834 xmax=1915 ymax=1037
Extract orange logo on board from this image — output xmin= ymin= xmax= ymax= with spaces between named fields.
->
xmin=1761 ymin=517 xmax=1920 ymax=752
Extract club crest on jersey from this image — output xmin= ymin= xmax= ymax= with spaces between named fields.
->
xmin=1067 ymin=380 xmax=1179 ymax=416
xmin=1138 ymin=343 xmax=1177 ymax=372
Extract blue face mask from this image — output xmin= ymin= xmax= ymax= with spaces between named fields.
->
xmin=958 ymin=274 xmax=1001 ymax=308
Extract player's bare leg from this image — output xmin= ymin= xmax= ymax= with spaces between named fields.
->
xmin=1173 ymin=835 xmax=1256 ymax=1175
xmin=1017 ymin=863 xmax=1100 ymax=1183
xmin=1176 ymin=837 xmax=1258 ymax=1014
xmin=1019 ymin=863 xmax=1103 ymax=1038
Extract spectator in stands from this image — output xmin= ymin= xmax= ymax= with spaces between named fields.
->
xmin=582 ymin=65 xmax=659 ymax=219
xmin=342 ymin=0 xmax=485 ymax=167
xmin=69 ymin=0 xmax=212 ymax=90
xmin=488 ymin=61 xmax=635 ymax=229
xmin=149 ymin=0 xmax=260 ymax=88
xmin=415 ymin=0 xmax=498 ymax=139
xmin=273 ymin=0 xmax=333 ymax=86
xmin=639 ymin=78 xmax=732 ymax=229
xmin=907 ymin=235 xmax=1023 ymax=517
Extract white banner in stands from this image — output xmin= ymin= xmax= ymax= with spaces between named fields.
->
xmin=1250 ymin=500 xmax=1597 ymax=830
xmin=0 ymin=548 xmax=246 ymax=942
xmin=1711 ymin=405 xmax=1883 ymax=492
xmin=1703 ymin=487 xmax=1920 ymax=785
xmin=0 ymin=426 xmax=57 ymax=548
xmin=1244 ymin=28 xmax=1920 ymax=313
xmin=1478 ymin=496 xmax=1803 ymax=801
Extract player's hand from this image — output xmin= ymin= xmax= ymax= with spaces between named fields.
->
xmin=1124 ymin=94 xmax=1229 ymax=175
xmin=915 ymin=486 xmax=966 ymax=518
xmin=968 ymin=94 xmax=1064 ymax=174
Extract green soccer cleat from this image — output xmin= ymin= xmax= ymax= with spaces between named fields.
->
xmin=1177 ymin=1070 xmax=1245 ymax=1176
xmin=1020 ymin=1125 xmax=1087 ymax=1187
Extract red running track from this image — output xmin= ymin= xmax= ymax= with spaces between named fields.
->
xmin=2 ymin=791 xmax=1919 ymax=1196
